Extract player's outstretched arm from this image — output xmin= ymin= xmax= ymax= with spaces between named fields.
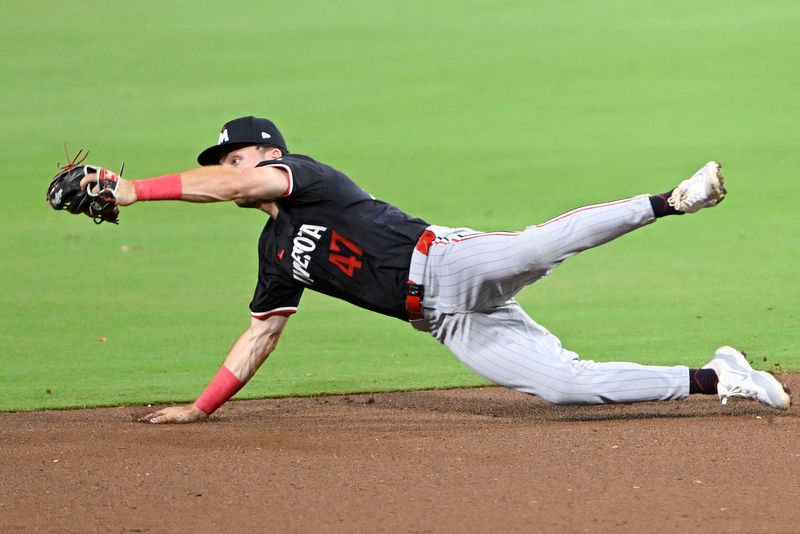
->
xmin=139 ymin=314 xmax=290 ymax=424
xmin=80 ymin=165 xmax=290 ymax=207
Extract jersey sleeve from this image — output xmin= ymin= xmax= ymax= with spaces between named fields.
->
xmin=249 ymin=261 xmax=304 ymax=320
xmin=256 ymin=155 xmax=328 ymax=203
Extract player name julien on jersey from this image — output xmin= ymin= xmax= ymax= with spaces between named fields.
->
xmin=292 ymin=224 xmax=327 ymax=285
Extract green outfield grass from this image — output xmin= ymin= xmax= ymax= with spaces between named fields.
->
xmin=1 ymin=1 xmax=798 ymax=411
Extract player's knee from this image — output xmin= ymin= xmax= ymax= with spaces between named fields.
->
xmin=517 ymin=358 xmax=594 ymax=404
xmin=535 ymin=389 xmax=578 ymax=405
xmin=516 ymin=228 xmax=561 ymax=275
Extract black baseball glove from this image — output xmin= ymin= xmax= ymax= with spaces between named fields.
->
xmin=46 ymin=149 xmax=121 ymax=225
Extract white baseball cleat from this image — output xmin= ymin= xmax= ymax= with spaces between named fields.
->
xmin=668 ymin=161 xmax=726 ymax=213
xmin=703 ymin=346 xmax=791 ymax=410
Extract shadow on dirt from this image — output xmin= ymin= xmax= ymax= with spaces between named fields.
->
xmin=300 ymin=384 xmax=797 ymax=423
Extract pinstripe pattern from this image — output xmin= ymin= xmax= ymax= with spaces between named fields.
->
xmin=408 ymin=196 xmax=690 ymax=404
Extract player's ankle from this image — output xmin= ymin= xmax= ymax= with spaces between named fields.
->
xmin=649 ymin=190 xmax=684 ymax=218
xmin=688 ymin=368 xmax=718 ymax=395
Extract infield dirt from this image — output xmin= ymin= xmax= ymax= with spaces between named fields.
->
xmin=3 ymin=376 xmax=799 ymax=533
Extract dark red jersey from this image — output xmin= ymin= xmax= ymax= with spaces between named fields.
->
xmin=249 ymin=154 xmax=429 ymax=321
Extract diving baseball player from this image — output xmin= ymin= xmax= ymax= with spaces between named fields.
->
xmin=68 ymin=116 xmax=790 ymax=423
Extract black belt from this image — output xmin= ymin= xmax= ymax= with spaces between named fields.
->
xmin=405 ymin=229 xmax=435 ymax=321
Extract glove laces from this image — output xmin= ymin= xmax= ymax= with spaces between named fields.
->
xmin=719 ymin=384 xmax=757 ymax=405
xmin=58 ymin=143 xmax=89 ymax=172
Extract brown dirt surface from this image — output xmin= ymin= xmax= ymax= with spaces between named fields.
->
xmin=2 ymin=375 xmax=799 ymax=533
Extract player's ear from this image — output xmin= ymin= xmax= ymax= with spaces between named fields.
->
xmin=261 ymin=146 xmax=283 ymax=161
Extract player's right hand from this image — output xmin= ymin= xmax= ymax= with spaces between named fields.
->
xmin=138 ymin=404 xmax=209 ymax=424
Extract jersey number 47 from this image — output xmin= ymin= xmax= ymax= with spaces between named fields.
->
xmin=328 ymin=231 xmax=363 ymax=277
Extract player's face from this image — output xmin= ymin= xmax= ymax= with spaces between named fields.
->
xmin=220 ymin=146 xmax=266 ymax=169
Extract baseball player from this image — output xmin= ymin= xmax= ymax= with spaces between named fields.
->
xmin=75 ymin=116 xmax=789 ymax=423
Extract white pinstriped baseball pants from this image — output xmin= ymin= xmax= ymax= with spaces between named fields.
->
xmin=408 ymin=195 xmax=690 ymax=404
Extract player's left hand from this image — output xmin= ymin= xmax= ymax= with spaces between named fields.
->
xmin=47 ymin=160 xmax=123 ymax=224
xmin=80 ymin=171 xmax=136 ymax=206
xmin=138 ymin=404 xmax=209 ymax=424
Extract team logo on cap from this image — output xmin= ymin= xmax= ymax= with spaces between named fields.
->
xmin=261 ymin=132 xmax=271 ymax=139
xmin=218 ymin=128 xmax=229 ymax=145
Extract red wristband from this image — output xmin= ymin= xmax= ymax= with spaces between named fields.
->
xmin=133 ymin=174 xmax=182 ymax=201
xmin=194 ymin=366 xmax=244 ymax=415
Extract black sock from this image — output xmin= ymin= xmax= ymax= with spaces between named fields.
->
xmin=688 ymin=368 xmax=718 ymax=395
xmin=649 ymin=190 xmax=684 ymax=218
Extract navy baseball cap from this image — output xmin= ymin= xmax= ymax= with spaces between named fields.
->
xmin=197 ymin=116 xmax=288 ymax=165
